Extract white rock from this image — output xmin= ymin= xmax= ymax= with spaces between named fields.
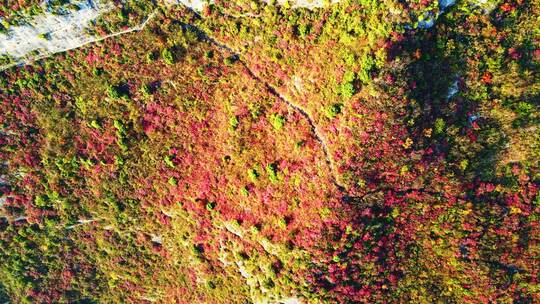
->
xmin=166 ymin=0 xmax=213 ymax=11
xmin=278 ymin=298 xmax=302 ymax=304
xmin=439 ymin=0 xmax=456 ymax=10
xmin=447 ymin=80 xmax=459 ymax=99
xmin=151 ymin=234 xmax=163 ymax=244
xmin=268 ymin=0 xmax=340 ymax=9
xmin=0 ymin=0 xmax=111 ymax=63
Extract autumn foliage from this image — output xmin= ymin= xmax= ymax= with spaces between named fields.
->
xmin=0 ymin=0 xmax=539 ymax=303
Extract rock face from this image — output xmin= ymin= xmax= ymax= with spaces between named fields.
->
xmin=168 ymin=0 xmax=213 ymax=11
xmin=0 ymin=0 xmax=111 ymax=69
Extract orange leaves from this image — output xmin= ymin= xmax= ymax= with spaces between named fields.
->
xmin=500 ymin=2 xmax=514 ymax=12
xmin=414 ymin=49 xmax=422 ymax=60
xmin=481 ymin=72 xmax=493 ymax=84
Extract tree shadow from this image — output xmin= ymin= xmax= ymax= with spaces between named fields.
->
xmin=393 ymin=3 xmax=538 ymax=302
xmin=0 ymin=283 xmax=9 ymax=303
xmin=320 ymin=2 xmax=537 ymax=301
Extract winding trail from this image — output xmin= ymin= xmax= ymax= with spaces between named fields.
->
xmin=240 ymin=62 xmax=344 ymax=190
xmin=182 ymin=22 xmax=344 ymax=189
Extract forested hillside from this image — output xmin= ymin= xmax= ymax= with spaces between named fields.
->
xmin=0 ymin=0 xmax=539 ymax=303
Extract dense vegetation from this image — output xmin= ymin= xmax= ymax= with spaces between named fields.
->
xmin=0 ymin=0 xmax=539 ymax=303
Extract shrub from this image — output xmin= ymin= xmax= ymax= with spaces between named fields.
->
xmin=297 ymin=23 xmax=311 ymax=38
xmin=204 ymin=50 xmax=214 ymax=59
xmin=140 ymin=84 xmax=151 ymax=96
xmin=248 ymin=168 xmax=259 ymax=182
xmin=266 ymin=163 xmax=278 ymax=183
xmin=229 ymin=116 xmax=239 ymax=130
xmin=168 ymin=177 xmax=178 ymax=186
xmin=162 ymin=48 xmax=174 ymax=65
xmin=37 ymin=32 xmax=50 ymax=40
xmin=164 ymin=155 xmax=175 ymax=168
xmin=270 ymin=114 xmax=286 ymax=131
xmin=340 ymin=82 xmax=355 ymax=99
xmin=146 ymin=51 xmax=156 ymax=63
xmin=224 ymin=55 xmax=238 ymax=65
xmin=107 ymin=85 xmax=127 ymax=99
xmin=434 ymin=118 xmax=446 ymax=134
xmin=325 ymin=103 xmax=343 ymax=119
